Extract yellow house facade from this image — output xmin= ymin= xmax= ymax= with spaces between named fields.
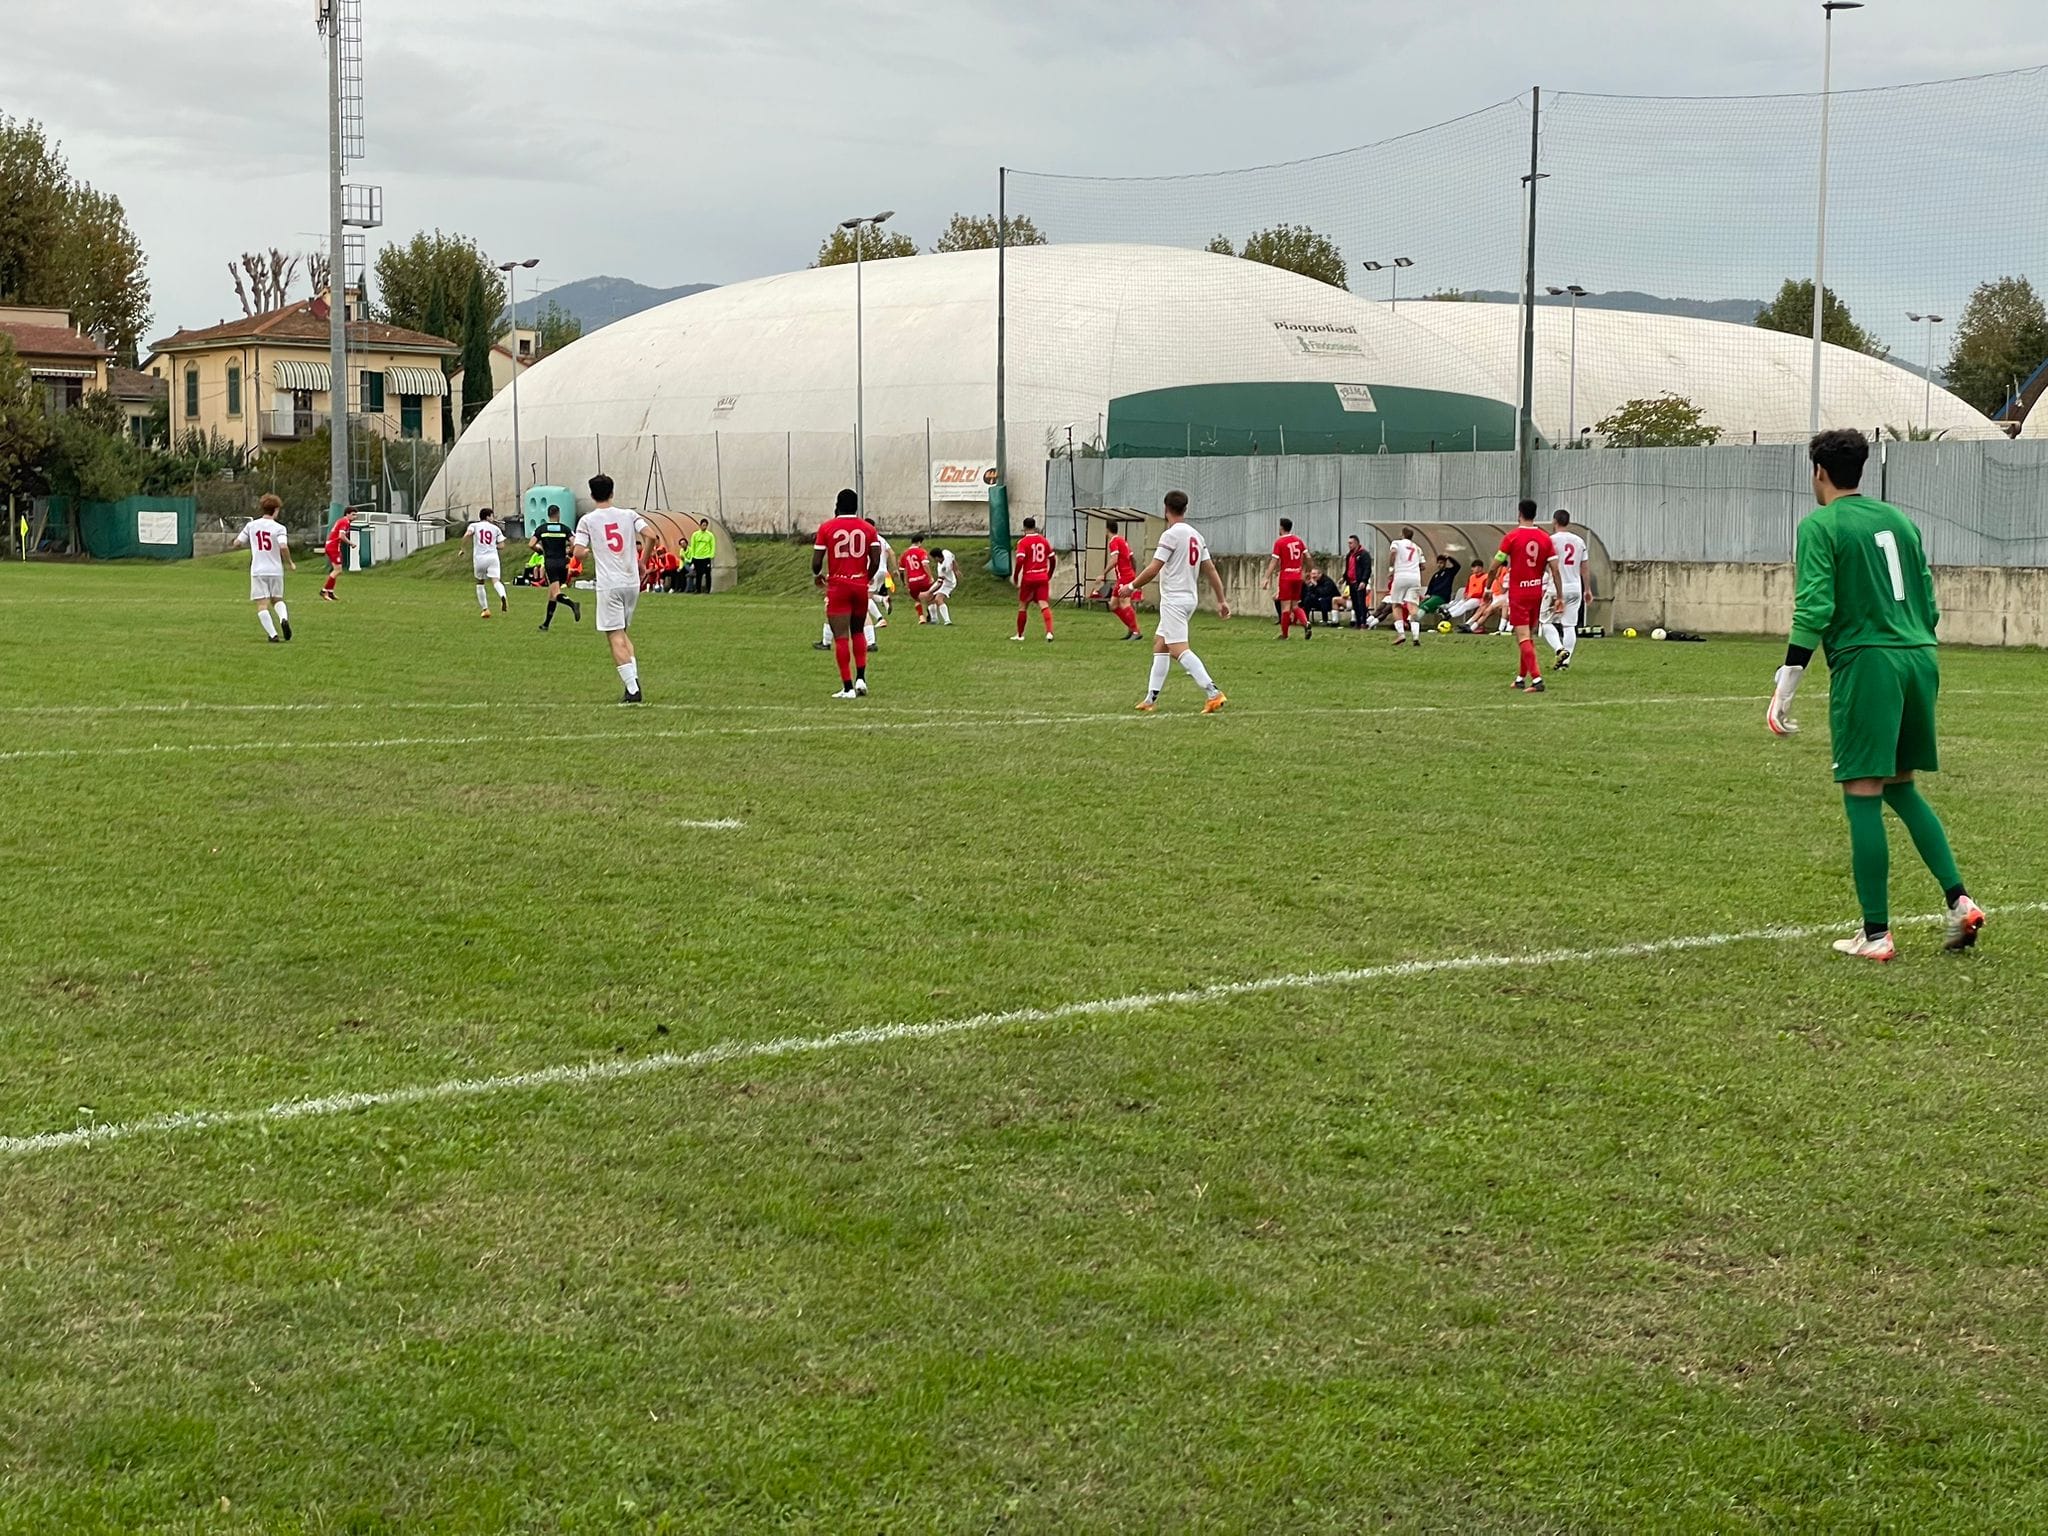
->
xmin=0 ymin=304 xmax=112 ymax=412
xmin=144 ymin=294 xmax=458 ymax=452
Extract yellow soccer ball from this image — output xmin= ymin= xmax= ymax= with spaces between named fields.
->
xmin=1437 ymin=620 xmax=1453 ymax=634
xmin=1623 ymin=627 xmax=1638 ymax=638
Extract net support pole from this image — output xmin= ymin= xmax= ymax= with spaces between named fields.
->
xmin=989 ymin=166 xmax=1013 ymax=578
xmin=1809 ymin=5 xmax=1846 ymax=435
xmin=1518 ymin=85 xmax=1542 ymax=506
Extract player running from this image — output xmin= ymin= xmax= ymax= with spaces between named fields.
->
xmin=530 ymin=501 xmax=582 ymax=630
xmin=464 ymin=509 xmax=510 ymax=618
xmin=319 ymin=507 xmax=355 ymax=601
xmin=928 ymin=543 xmax=958 ymax=627
xmin=1500 ymin=499 xmax=1562 ymax=692
xmin=1012 ymin=518 xmax=1057 ymax=641
xmin=1542 ymin=509 xmax=1589 ymax=668
xmin=233 ymin=493 xmax=295 ymax=642
xmin=1387 ymin=527 xmax=1425 ymax=646
xmin=1268 ymin=517 xmax=1311 ymax=640
xmin=1102 ymin=520 xmax=1142 ymax=639
xmin=1767 ymin=429 xmax=1983 ymax=962
xmin=900 ymin=534 xmax=934 ymax=624
xmin=571 ymin=474 xmax=656 ymax=703
xmin=815 ymin=488 xmax=882 ymax=698
xmin=870 ymin=529 xmax=896 ymax=634
xmin=1120 ymin=491 xmax=1230 ymax=713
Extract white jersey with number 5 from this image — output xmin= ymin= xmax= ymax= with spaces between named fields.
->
xmin=1389 ymin=539 xmax=1422 ymax=581
xmin=1554 ymin=531 xmax=1587 ymax=592
xmin=573 ymin=507 xmax=646 ymax=589
xmin=1154 ymin=521 xmax=1205 ymax=604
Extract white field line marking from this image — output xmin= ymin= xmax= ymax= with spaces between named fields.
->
xmin=4 ymin=902 xmax=2040 ymax=1162
xmin=674 ymin=818 xmax=745 ymax=830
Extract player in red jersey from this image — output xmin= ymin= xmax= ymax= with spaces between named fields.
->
xmin=1499 ymin=498 xmax=1563 ymax=693
xmin=1102 ymin=521 xmax=1142 ymax=638
xmin=899 ymin=535 xmax=934 ymax=624
xmin=1267 ymin=518 xmax=1311 ymax=640
xmin=320 ymin=508 xmax=355 ymax=601
xmin=1011 ymin=518 xmax=1057 ymax=642
xmin=813 ymin=488 xmax=882 ymax=698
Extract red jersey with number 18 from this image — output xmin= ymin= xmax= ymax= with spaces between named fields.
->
xmin=1015 ymin=534 xmax=1054 ymax=582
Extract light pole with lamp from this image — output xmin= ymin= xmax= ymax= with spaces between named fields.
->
xmin=1907 ymin=311 xmax=1945 ymax=431
xmin=497 ymin=257 xmax=539 ymax=517
xmin=1809 ymin=0 xmax=1863 ymax=434
xmin=1546 ymin=285 xmax=1589 ymax=444
xmin=838 ymin=210 xmax=894 ymax=512
xmin=1360 ymin=256 xmax=1415 ymax=308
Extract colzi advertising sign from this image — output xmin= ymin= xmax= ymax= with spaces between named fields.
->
xmin=931 ymin=461 xmax=1000 ymax=502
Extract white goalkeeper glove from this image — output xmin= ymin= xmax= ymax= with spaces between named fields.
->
xmin=1767 ymin=664 xmax=1805 ymax=737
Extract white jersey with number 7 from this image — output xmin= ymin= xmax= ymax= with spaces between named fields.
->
xmin=573 ymin=507 xmax=646 ymax=589
xmin=1389 ymin=539 xmax=1422 ymax=580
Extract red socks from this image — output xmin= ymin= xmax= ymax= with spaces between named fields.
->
xmin=1120 ymin=607 xmax=1140 ymax=635
xmin=323 ymin=575 xmax=336 ymax=593
xmin=833 ymin=634 xmax=853 ymax=686
xmin=1279 ymin=608 xmax=1291 ymax=637
xmin=1042 ymin=607 xmax=1054 ymax=636
xmin=1519 ymin=638 xmax=1539 ymax=678
xmin=1016 ymin=608 xmax=1027 ymax=637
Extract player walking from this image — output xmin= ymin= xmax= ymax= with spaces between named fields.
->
xmin=531 ymin=501 xmax=582 ymax=630
xmin=234 ymin=493 xmax=295 ymax=642
xmin=1387 ymin=527 xmax=1425 ymax=646
xmin=1767 ymin=429 xmax=1983 ymax=961
xmin=900 ymin=534 xmax=934 ymax=624
xmin=1268 ymin=518 xmax=1311 ymax=640
xmin=571 ymin=474 xmax=656 ymax=703
xmin=929 ymin=544 xmax=958 ymax=627
xmin=1012 ymin=518 xmax=1057 ymax=641
xmin=1102 ymin=521 xmax=1142 ymax=639
xmin=464 ymin=508 xmax=510 ymax=618
xmin=1500 ymin=499 xmax=1562 ymax=692
xmin=815 ymin=488 xmax=881 ymax=698
xmin=1542 ymin=509 xmax=1589 ymax=668
xmin=319 ymin=507 xmax=354 ymax=601
xmin=1120 ymin=491 xmax=1230 ymax=713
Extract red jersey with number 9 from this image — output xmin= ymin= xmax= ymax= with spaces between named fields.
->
xmin=815 ymin=515 xmax=878 ymax=583
xmin=1499 ymin=525 xmax=1557 ymax=589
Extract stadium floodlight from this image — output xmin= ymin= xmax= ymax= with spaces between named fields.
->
xmin=1908 ymin=312 xmax=1946 ymax=431
xmin=1810 ymin=1 xmax=1865 ymax=434
xmin=1547 ymin=284 xmax=1591 ymax=443
xmin=1360 ymin=256 xmax=1416 ymax=308
xmin=496 ymin=258 xmax=541 ymax=506
xmin=840 ymin=212 xmax=895 ymax=509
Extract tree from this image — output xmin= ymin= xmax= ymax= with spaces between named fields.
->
xmin=1202 ymin=224 xmax=1348 ymax=290
xmin=1425 ymin=288 xmax=1469 ymax=302
xmin=932 ymin=212 xmax=1048 ymax=252
xmin=228 ymin=249 xmax=302 ymax=316
xmin=0 ymin=337 xmax=54 ymax=508
xmin=533 ymin=298 xmax=581 ymax=356
xmin=47 ymin=389 xmax=145 ymax=503
xmin=1944 ymin=275 xmax=2048 ymax=417
xmin=1755 ymin=277 xmax=1882 ymax=357
xmin=0 ymin=116 xmax=152 ymax=364
xmin=1592 ymin=394 xmax=1723 ymax=448
xmin=813 ymin=224 xmax=918 ymax=267
xmin=373 ymin=231 xmax=503 ymax=356
xmin=459 ymin=263 xmax=495 ymax=433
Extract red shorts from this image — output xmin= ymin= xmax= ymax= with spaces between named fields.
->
xmin=826 ymin=579 xmax=870 ymax=618
xmin=906 ymin=577 xmax=932 ymax=599
xmin=1018 ymin=579 xmax=1051 ymax=606
xmin=1508 ymin=586 xmax=1546 ymax=627
xmin=1279 ymin=577 xmax=1304 ymax=603
xmin=324 ymin=545 xmax=344 ymax=566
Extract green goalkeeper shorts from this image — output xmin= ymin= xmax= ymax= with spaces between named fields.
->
xmin=1828 ymin=645 xmax=1941 ymax=784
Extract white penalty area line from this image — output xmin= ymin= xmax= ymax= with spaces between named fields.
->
xmin=5 ymin=901 xmax=2040 ymax=1162
xmin=674 ymin=818 xmax=745 ymax=830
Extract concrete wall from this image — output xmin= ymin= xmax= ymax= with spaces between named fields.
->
xmin=1611 ymin=561 xmax=2048 ymax=648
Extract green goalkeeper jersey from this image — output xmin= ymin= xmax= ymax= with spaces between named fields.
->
xmin=1788 ymin=493 xmax=1940 ymax=662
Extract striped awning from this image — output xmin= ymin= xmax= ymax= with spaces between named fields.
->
xmin=386 ymin=365 xmax=449 ymax=397
xmin=27 ymin=365 xmax=97 ymax=379
xmin=273 ymin=359 xmax=331 ymax=391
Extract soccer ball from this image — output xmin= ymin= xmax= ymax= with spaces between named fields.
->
xmin=1651 ymin=627 xmax=1668 ymax=641
xmin=1437 ymin=620 xmax=1453 ymax=634
xmin=1623 ymin=627 xmax=1638 ymax=638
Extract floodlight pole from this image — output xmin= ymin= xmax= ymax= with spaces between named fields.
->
xmin=498 ymin=258 xmax=539 ymax=515
xmin=322 ymin=5 xmax=349 ymax=525
xmin=1518 ymin=87 xmax=1545 ymax=503
xmin=1810 ymin=2 xmax=1863 ymax=435
xmin=840 ymin=210 xmax=894 ymax=512
xmin=1908 ymin=312 xmax=1943 ymax=430
xmin=1548 ymin=284 xmax=1587 ymax=444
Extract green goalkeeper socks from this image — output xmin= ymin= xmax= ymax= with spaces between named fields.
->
xmin=1883 ymin=780 xmax=1964 ymax=899
xmin=1844 ymin=791 xmax=1891 ymax=931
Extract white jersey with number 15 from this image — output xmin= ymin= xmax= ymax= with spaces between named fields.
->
xmin=573 ymin=507 xmax=646 ymax=589
xmin=1154 ymin=521 xmax=1206 ymax=603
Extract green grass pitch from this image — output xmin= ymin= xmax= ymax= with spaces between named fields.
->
xmin=2 ymin=541 xmax=2047 ymax=1533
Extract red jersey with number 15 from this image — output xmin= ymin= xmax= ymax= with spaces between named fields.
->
xmin=815 ymin=515 xmax=878 ymax=584
xmin=1272 ymin=533 xmax=1307 ymax=579
xmin=1499 ymin=525 xmax=1557 ymax=588
xmin=1015 ymin=533 xmax=1054 ymax=582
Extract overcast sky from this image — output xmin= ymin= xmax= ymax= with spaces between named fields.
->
xmin=3 ymin=0 xmax=2044 ymax=343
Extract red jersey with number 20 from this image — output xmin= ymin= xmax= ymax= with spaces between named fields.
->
xmin=815 ymin=516 xmax=878 ymax=585
xmin=1015 ymin=534 xmax=1054 ymax=582
xmin=1499 ymin=526 xmax=1557 ymax=589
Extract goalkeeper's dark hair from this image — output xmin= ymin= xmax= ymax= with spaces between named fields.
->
xmin=1809 ymin=428 xmax=1869 ymax=490
xmin=589 ymin=473 xmax=614 ymax=501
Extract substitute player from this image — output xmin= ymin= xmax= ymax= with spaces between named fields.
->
xmin=572 ymin=474 xmax=656 ymax=703
xmin=464 ymin=508 xmax=510 ymax=618
xmin=1120 ymin=491 xmax=1230 ymax=713
xmin=1267 ymin=517 xmax=1311 ymax=640
xmin=814 ymin=488 xmax=881 ymax=698
xmin=1012 ymin=518 xmax=1057 ymax=641
xmin=531 ymin=501 xmax=582 ymax=630
xmin=900 ymin=534 xmax=933 ymax=624
xmin=1542 ymin=509 xmax=1589 ymax=668
xmin=233 ymin=493 xmax=295 ymax=642
xmin=319 ymin=507 xmax=355 ymax=602
xmin=1767 ymin=429 xmax=1983 ymax=961
xmin=1500 ymin=499 xmax=1562 ymax=692
xmin=1101 ymin=521 xmax=1142 ymax=639
xmin=1387 ymin=527 xmax=1425 ymax=646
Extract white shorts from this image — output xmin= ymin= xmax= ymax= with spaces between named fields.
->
xmin=1156 ymin=597 xmax=1197 ymax=646
xmin=596 ymin=584 xmax=638 ymax=633
xmin=474 ymin=558 xmax=501 ymax=582
xmin=249 ymin=573 xmax=284 ymax=602
xmin=1446 ymin=596 xmax=1479 ymax=620
xmin=1556 ymin=589 xmax=1583 ymax=626
xmin=1390 ymin=575 xmax=1423 ymax=605
xmin=933 ymin=577 xmax=956 ymax=598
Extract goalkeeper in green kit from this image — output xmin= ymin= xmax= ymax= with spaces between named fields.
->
xmin=1767 ymin=429 xmax=1984 ymax=962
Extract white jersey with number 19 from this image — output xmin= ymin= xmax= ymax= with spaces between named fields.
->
xmin=572 ymin=507 xmax=646 ymax=589
xmin=1154 ymin=521 xmax=1206 ymax=604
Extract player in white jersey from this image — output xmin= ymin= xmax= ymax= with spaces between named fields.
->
xmin=1542 ymin=509 xmax=1590 ymax=669
xmin=232 ymin=493 xmax=296 ymax=642
xmin=870 ymin=532 xmax=895 ymax=631
xmin=463 ymin=508 xmax=510 ymax=617
xmin=928 ymin=545 xmax=957 ymax=626
xmin=571 ymin=473 xmax=658 ymax=703
xmin=1118 ymin=490 xmax=1231 ymax=713
xmin=1386 ymin=527 xmax=1426 ymax=646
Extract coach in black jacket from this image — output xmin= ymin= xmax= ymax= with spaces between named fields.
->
xmin=1343 ymin=536 xmax=1373 ymax=628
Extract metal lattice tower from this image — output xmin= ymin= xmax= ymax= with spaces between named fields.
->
xmin=336 ymin=0 xmax=365 ymax=165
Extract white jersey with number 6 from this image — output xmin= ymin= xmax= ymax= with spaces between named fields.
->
xmin=573 ymin=507 xmax=646 ymax=589
xmin=1154 ymin=521 xmax=1206 ymax=604
xmin=1554 ymin=531 xmax=1588 ymax=593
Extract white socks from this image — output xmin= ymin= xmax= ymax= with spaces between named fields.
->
xmin=1177 ymin=650 xmax=1216 ymax=694
xmin=492 ymin=580 xmax=506 ymax=601
xmin=1541 ymin=620 xmax=1563 ymax=653
xmin=1147 ymin=654 xmax=1171 ymax=697
xmin=273 ymin=600 xmax=288 ymax=624
xmin=935 ymin=602 xmax=950 ymax=625
xmin=258 ymin=610 xmax=277 ymax=638
xmin=864 ymin=620 xmax=876 ymax=647
xmin=1560 ymin=624 xmax=1577 ymax=654
xmin=822 ymin=621 xmax=833 ymax=646
xmin=476 ymin=583 xmax=488 ymax=610
xmin=617 ymin=660 xmax=639 ymax=693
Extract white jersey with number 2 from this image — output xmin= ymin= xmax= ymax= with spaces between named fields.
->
xmin=1389 ymin=539 xmax=1422 ymax=581
xmin=1554 ymin=531 xmax=1587 ymax=592
xmin=1154 ymin=521 xmax=1206 ymax=604
xmin=573 ymin=507 xmax=646 ymax=589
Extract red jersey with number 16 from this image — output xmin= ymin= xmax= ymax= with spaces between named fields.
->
xmin=1498 ymin=525 xmax=1557 ymax=589
xmin=899 ymin=546 xmax=931 ymax=590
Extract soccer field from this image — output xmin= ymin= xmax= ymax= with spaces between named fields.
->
xmin=4 ymin=547 xmax=2047 ymax=1533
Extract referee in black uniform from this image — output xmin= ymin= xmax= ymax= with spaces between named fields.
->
xmin=532 ymin=503 xmax=582 ymax=630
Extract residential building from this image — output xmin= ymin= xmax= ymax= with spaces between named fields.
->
xmin=449 ymin=325 xmax=539 ymax=423
xmin=108 ymin=366 xmax=167 ymax=444
xmin=0 ymin=303 xmax=112 ymax=413
xmin=143 ymin=292 xmax=458 ymax=451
